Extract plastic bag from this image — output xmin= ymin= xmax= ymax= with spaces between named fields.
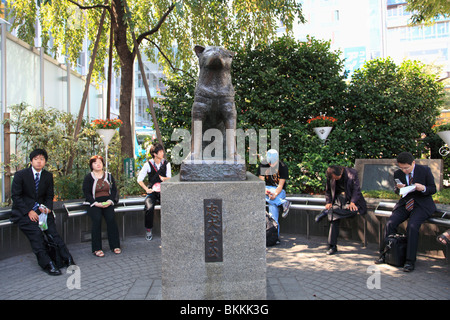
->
xmin=38 ymin=213 xmax=48 ymax=231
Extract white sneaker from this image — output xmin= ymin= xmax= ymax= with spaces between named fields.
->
xmin=282 ymin=200 xmax=291 ymax=218
xmin=146 ymin=230 xmax=153 ymax=241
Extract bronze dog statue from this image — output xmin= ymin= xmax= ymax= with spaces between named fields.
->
xmin=191 ymin=45 xmax=237 ymax=161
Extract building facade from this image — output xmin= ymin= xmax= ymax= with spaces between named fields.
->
xmin=295 ymin=0 xmax=450 ymax=77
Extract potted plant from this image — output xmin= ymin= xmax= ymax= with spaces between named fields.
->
xmin=91 ymin=118 xmax=123 ymax=169
xmin=432 ymin=120 xmax=450 ymax=156
xmin=307 ymin=115 xmax=337 ymax=141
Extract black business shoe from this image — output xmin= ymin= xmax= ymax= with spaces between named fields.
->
xmin=374 ymin=256 xmax=385 ymax=264
xmin=326 ymin=245 xmax=337 ymax=255
xmin=403 ymin=262 xmax=415 ymax=272
xmin=44 ymin=261 xmax=62 ymax=276
xmin=65 ymin=256 xmax=76 ymax=267
xmin=315 ymin=210 xmax=329 ymax=223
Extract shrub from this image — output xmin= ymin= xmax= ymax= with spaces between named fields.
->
xmin=1 ymin=103 xmax=137 ymax=202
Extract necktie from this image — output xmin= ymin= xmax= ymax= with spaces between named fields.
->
xmin=33 ymin=172 xmax=40 ymax=212
xmin=406 ymin=173 xmax=414 ymax=212
xmin=35 ymin=172 xmax=40 ymax=194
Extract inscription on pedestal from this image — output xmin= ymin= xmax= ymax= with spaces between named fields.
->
xmin=204 ymin=199 xmax=223 ymax=262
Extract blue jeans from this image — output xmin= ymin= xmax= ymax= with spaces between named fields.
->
xmin=265 ymin=186 xmax=286 ymax=236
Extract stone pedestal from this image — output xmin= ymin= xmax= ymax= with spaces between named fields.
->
xmin=180 ymin=157 xmax=247 ymax=181
xmin=160 ymin=172 xmax=266 ymax=300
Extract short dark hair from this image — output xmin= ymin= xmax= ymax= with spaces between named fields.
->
xmin=29 ymin=149 xmax=48 ymax=162
xmin=150 ymin=143 xmax=164 ymax=159
xmin=326 ymin=165 xmax=344 ymax=179
xmin=89 ymin=155 xmax=105 ymax=170
xmin=397 ymin=152 xmax=414 ymax=165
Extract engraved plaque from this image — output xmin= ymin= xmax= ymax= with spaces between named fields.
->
xmin=204 ymin=199 xmax=223 ymax=262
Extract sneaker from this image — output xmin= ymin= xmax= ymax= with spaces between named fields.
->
xmin=281 ymin=200 xmax=291 ymax=218
xmin=146 ymin=230 xmax=153 ymax=241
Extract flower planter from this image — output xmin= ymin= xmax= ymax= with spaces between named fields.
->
xmin=96 ymin=129 xmax=116 ymax=170
xmin=96 ymin=128 xmax=116 ymax=146
xmin=437 ymin=130 xmax=450 ymax=146
xmin=437 ymin=130 xmax=450 ymax=156
xmin=313 ymin=126 xmax=333 ymax=142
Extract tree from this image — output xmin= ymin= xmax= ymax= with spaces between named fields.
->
xmin=8 ymin=0 xmax=305 ymax=159
xmin=406 ymin=0 xmax=450 ymax=24
xmin=345 ymin=58 xmax=444 ymax=159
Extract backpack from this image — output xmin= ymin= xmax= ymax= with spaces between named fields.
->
xmin=266 ymin=212 xmax=279 ymax=247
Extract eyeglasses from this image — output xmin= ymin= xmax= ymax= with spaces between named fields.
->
xmin=398 ymin=164 xmax=413 ymax=172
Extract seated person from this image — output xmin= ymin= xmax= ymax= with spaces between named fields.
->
xmin=11 ymin=149 xmax=75 ymax=275
xmin=376 ymin=152 xmax=437 ymax=272
xmin=316 ymin=165 xmax=367 ymax=255
xmin=258 ymin=149 xmax=291 ymax=240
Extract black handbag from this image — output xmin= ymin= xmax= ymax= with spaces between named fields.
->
xmin=380 ymin=233 xmax=407 ymax=267
xmin=265 ymin=212 xmax=279 ymax=247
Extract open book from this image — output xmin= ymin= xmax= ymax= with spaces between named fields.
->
xmin=399 ymin=184 xmax=416 ymax=197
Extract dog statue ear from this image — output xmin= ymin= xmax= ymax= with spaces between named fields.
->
xmin=194 ymin=45 xmax=205 ymax=57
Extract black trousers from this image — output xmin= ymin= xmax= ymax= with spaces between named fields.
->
xmin=17 ymin=212 xmax=72 ymax=269
xmin=327 ymin=195 xmax=357 ymax=246
xmin=144 ymin=192 xmax=160 ymax=230
xmin=384 ymin=204 xmax=431 ymax=263
xmin=87 ymin=197 xmax=120 ymax=252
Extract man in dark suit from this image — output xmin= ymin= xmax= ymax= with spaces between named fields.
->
xmin=11 ymin=149 xmax=74 ymax=275
xmin=376 ymin=152 xmax=436 ymax=272
xmin=317 ymin=165 xmax=367 ymax=255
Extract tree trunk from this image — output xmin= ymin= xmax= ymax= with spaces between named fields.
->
xmin=111 ymin=0 xmax=175 ymax=158
xmin=112 ymin=0 xmax=135 ymax=158
xmin=118 ymin=57 xmax=134 ymax=158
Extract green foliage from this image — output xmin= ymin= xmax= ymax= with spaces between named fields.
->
xmin=362 ymin=190 xmax=400 ymax=200
xmin=362 ymin=188 xmax=450 ymax=205
xmin=1 ymin=104 xmax=142 ymax=202
xmin=406 ymin=0 xmax=450 ymax=24
xmin=346 ymin=58 xmax=443 ymax=159
xmin=432 ymin=188 xmax=450 ymax=204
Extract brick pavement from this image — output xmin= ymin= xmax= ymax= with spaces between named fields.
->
xmin=0 ymin=234 xmax=448 ymax=300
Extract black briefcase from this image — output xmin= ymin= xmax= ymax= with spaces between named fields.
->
xmin=43 ymin=232 xmax=65 ymax=269
xmin=381 ymin=234 xmax=407 ymax=267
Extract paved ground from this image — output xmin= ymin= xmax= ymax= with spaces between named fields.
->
xmin=0 ymin=234 xmax=448 ymax=301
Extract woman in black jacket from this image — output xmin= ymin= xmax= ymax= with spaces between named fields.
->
xmin=82 ymin=155 xmax=121 ymax=257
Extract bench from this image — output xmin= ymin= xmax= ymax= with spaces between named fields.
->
xmin=0 ymin=196 xmax=352 ymax=241
xmin=0 ymin=208 xmax=13 ymax=228
xmin=375 ymin=201 xmax=450 ymax=262
xmin=286 ymin=196 xmax=368 ymax=246
xmin=63 ymin=197 xmax=160 ymax=241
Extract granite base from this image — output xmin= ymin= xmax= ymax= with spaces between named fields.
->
xmin=160 ymin=172 xmax=266 ymax=300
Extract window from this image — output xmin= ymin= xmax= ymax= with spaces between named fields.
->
xmin=437 ymin=22 xmax=449 ymax=38
xmin=334 ymin=10 xmax=339 ymax=21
